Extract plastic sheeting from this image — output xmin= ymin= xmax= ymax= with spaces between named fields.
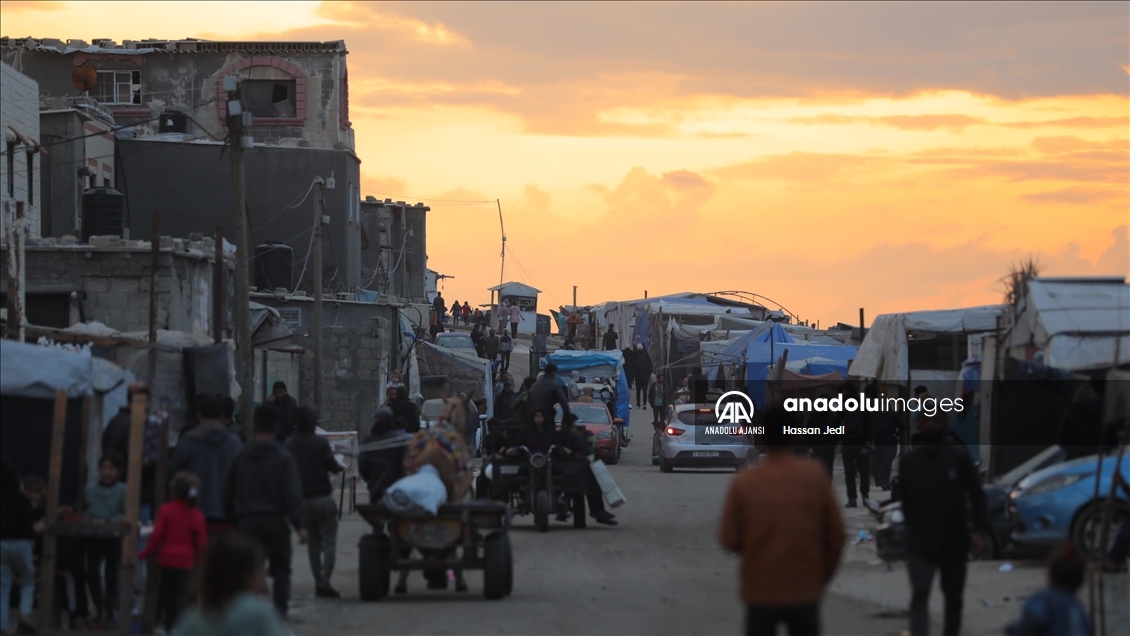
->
xmin=702 ymin=322 xmax=795 ymax=383
xmin=416 ymin=342 xmax=494 ymax=419
xmin=746 ymin=340 xmax=858 ymax=408
xmin=1013 ymin=279 xmax=1130 ymax=371
xmin=902 ymin=305 xmax=1002 ymax=333
xmin=1 ymin=339 xmax=94 ymax=399
xmin=541 ymin=350 xmax=631 ymax=424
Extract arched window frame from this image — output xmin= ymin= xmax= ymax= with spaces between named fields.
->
xmin=217 ymin=57 xmax=307 ymax=127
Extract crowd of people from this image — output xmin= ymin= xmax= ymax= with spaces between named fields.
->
xmin=0 ymin=380 xmax=348 ymax=635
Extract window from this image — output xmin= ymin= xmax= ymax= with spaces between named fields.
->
xmin=243 ymin=80 xmax=297 ymax=118
xmin=95 ymin=70 xmax=141 ymax=105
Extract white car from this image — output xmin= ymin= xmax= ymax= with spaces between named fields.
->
xmin=434 ymin=332 xmax=476 ymax=354
xmin=656 ymin=403 xmax=752 ymax=473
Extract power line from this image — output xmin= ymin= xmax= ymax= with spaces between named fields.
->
xmin=40 ymin=97 xmax=219 ymax=148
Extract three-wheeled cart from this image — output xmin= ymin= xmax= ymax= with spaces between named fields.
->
xmin=357 ymin=500 xmax=514 ymax=600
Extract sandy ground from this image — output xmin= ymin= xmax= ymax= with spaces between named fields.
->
xmin=275 ymin=388 xmax=1073 ymax=636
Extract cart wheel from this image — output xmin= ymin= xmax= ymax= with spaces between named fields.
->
xmin=358 ymin=533 xmax=390 ymax=601
xmin=534 ymin=490 xmax=550 ymax=533
xmin=483 ymin=532 xmax=511 ymax=600
xmin=573 ymin=491 xmax=587 ymax=529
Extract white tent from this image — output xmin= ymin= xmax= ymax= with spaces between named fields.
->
xmin=1005 ymin=277 xmax=1129 ymax=371
xmin=850 ymin=305 xmax=1003 ymax=382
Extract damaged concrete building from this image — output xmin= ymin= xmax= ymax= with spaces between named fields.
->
xmin=2 ymin=36 xmax=362 ymax=290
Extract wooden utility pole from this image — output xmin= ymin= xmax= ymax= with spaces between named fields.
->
xmin=313 ymin=179 xmax=325 ymax=407
xmin=35 ymin=390 xmax=67 ymax=633
xmin=227 ymin=77 xmax=255 ymax=437
xmin=149 ymin=211 xmax=160 ymax=343
xmin=573 ymin=285 xmax=577 ymax=308
xmin=4 ymin=201 xmax=26 ymax=341
xmin=117 ymin=392 xmax=148 ymax=635
xmin=213 ymin=225 xmax=224 ymax=343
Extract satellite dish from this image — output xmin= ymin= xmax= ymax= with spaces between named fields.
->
xmin=72 ymin=63 xmax=97 ymax=92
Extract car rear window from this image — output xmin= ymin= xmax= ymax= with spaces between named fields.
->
xmin=437 ymin=334 xmax=474 ymax=349
xmin=677 ymin=410 xmax=719 ymax=426
xmin=554 ymin=404 xmax=610 ymax=424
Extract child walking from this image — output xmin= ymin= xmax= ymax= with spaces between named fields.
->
xmin=85 ymin=453 xmax=127 ymax=627
xmin=139 ymin=472 xmax=207 ymax=632
xmin=1006 ymin=544 xmax=1093 ymax=636
xmin=172 ymin=533 xmax=289 ymax=635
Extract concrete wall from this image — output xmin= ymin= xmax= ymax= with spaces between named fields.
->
xmin=251 ymin=294 xmax=400 ymax=431
xmin=1 ymin=62 xmax=41 ymax=237
xmin=0 ymin=245 xmax=230 ymax=333
xmin=360 ymin=198 xmax=429 ymax=301
xmin=2 ymin=41 xmax=352 ymax=150
xmin=116 ymin=139 xmax=362 ymax=289
xmin=39 ymin=109 xmax=116 ymax=238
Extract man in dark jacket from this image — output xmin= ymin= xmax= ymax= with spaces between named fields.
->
xmin=603 ymin=325 xmax=618 ymax=351
xmin=899 ymin=413 xmax=989 ymax=636
xmin=622 ymin=347 xmax=636 ymax=389
xmin=633 ymin=345 xmax=652 ymax=408
xmin=389 ymin=386 xmax=420 ymax=433
xmin=222 ymin=404 xmax=306 ymax=617
xmin=511 ymin=377 xmax=536 ymax=425
xmin=285 ymin=404 xmax=343 ymax=599
xmin=432 ymin=291 xmax=446 ymax=320
xmin=169 ymin=394 xmax=243 ymax=527
xmin=483 ymin=328 xmax=500 ymax=363
xmin=267 ymin=381 xmax=299 ymax=443
xmin=1 ymin=458 xmax=39 ymax=634
xmin=102 ymin=382 xmax=162 ymax=511
xmin=358 ymin=408 xmax=413 ymax=503
xmin=528 ymin=363 xmax=571 ymax=425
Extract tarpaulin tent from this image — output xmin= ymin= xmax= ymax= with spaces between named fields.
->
xmin=746 ymin=340 xmax=859 ymax=408
xmin=1004 ymin=278 xmax=1129 ymax=371
xmin=702 ymin=322 xmax=794 ymax=383
xmin=541 ymin=349 xmax=631 ymax=424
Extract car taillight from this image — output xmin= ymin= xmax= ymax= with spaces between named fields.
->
xmin=665 ymin=426 xmax=685 ymax=436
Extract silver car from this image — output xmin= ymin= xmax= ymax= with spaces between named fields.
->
xmin=656 ymin=403 xmax=751 ymax=473
xmin=433 ymin=332 xmax=477 ymax=354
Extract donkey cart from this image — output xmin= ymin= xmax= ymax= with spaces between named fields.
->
xmin=357 ymin=500 xmax=514 ymax=600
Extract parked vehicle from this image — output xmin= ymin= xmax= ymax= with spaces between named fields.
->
xmin=874 ymin=445 xmax=1068 ymax=562
xmin=433 ymin=332 xmax=477 ymax=354
xmin=554 ymin=402 xmax=623 ymax=464
xmin=656 ymin=403 xmax=751 ymax=473
xmin=1009 ymin=452 xmax=1130 ymax=560
xmin=419 ymin=398 xmax=447 ymax=429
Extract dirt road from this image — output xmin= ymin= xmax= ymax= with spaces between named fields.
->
xmin=282 ymin=401 xmax=1049 ymax=635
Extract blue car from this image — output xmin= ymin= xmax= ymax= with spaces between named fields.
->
xmin=1008 ymin=453 xmax=1130 ymax=559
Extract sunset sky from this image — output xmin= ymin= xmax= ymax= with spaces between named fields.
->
xmin=4 ymin=1 xmax=1127 ymax=325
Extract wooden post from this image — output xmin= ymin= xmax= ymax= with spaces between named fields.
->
xmin=118 ymin=393 xmax=147 ymax=635
xmin=859 ymin=307 xmax=866 ymax=340
xmin=149 ymin=211 xmax=160 ymax=344
xmin=229 ymin=79 xmax=255 ymax=441
xmin=78 ymin=396 xmax=91 ymax=512
xmin=4 ymin=201 xmax=27 ymax=341
xmin=313 ymin=180 xmax=325 ymax=407
xmin=214 ymin=225 xmax=224 ymax=343
xmin=36 ymin=390 xmax=68 ymax=632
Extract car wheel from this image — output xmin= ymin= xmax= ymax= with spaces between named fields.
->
xmin=1071 ymin=501 xmax=1130 ymax=561
xmin=659 ymin=453 xmax=673 ymax=473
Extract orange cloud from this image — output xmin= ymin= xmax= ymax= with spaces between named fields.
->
xmin=1002 ymin=116 xmax=1130 ymax=129
xmin=1020 ymin=187 xmax=1126 ymax=204
xmin=788 ymin=113 xmax=985 ymax=130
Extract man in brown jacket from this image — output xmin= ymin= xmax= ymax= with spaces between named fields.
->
xmin=719 ymin=406 xmax=845 ymax=636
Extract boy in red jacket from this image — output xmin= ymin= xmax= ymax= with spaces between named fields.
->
xmin=139 ymin=472 xmax=207 ymax=631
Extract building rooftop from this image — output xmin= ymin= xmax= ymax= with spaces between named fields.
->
xmin=1 ymin=36 xmax=346 ymax=54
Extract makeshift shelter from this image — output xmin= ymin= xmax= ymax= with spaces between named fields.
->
xmin=416 ymin=341 xmax=494 ymax=419
xmin=745 ymin=340 xmax=858 ymax=409
xmin=701 ymin=322 xmax=794 ymax=384
xmin=540 ymin=349 xmax=631 ymax=423
xmin=1 ymin=340 xmax=134 ymax=503
xmin=1002 ymin=277 xmax=1130 ymax=371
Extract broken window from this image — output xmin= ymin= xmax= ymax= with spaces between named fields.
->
xmin=95 ymin=70 xmax=142 ymax=105
xmin=243 ymin=80 xmax=297 ymax=118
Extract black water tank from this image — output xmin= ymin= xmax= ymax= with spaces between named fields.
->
xmin=158 ymin=110 xmax=187 ymax=134
xmin=81 ymin=187 xmax=125 ymax=240
xmin=254 ymin=242 xmax=294 ymax=292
